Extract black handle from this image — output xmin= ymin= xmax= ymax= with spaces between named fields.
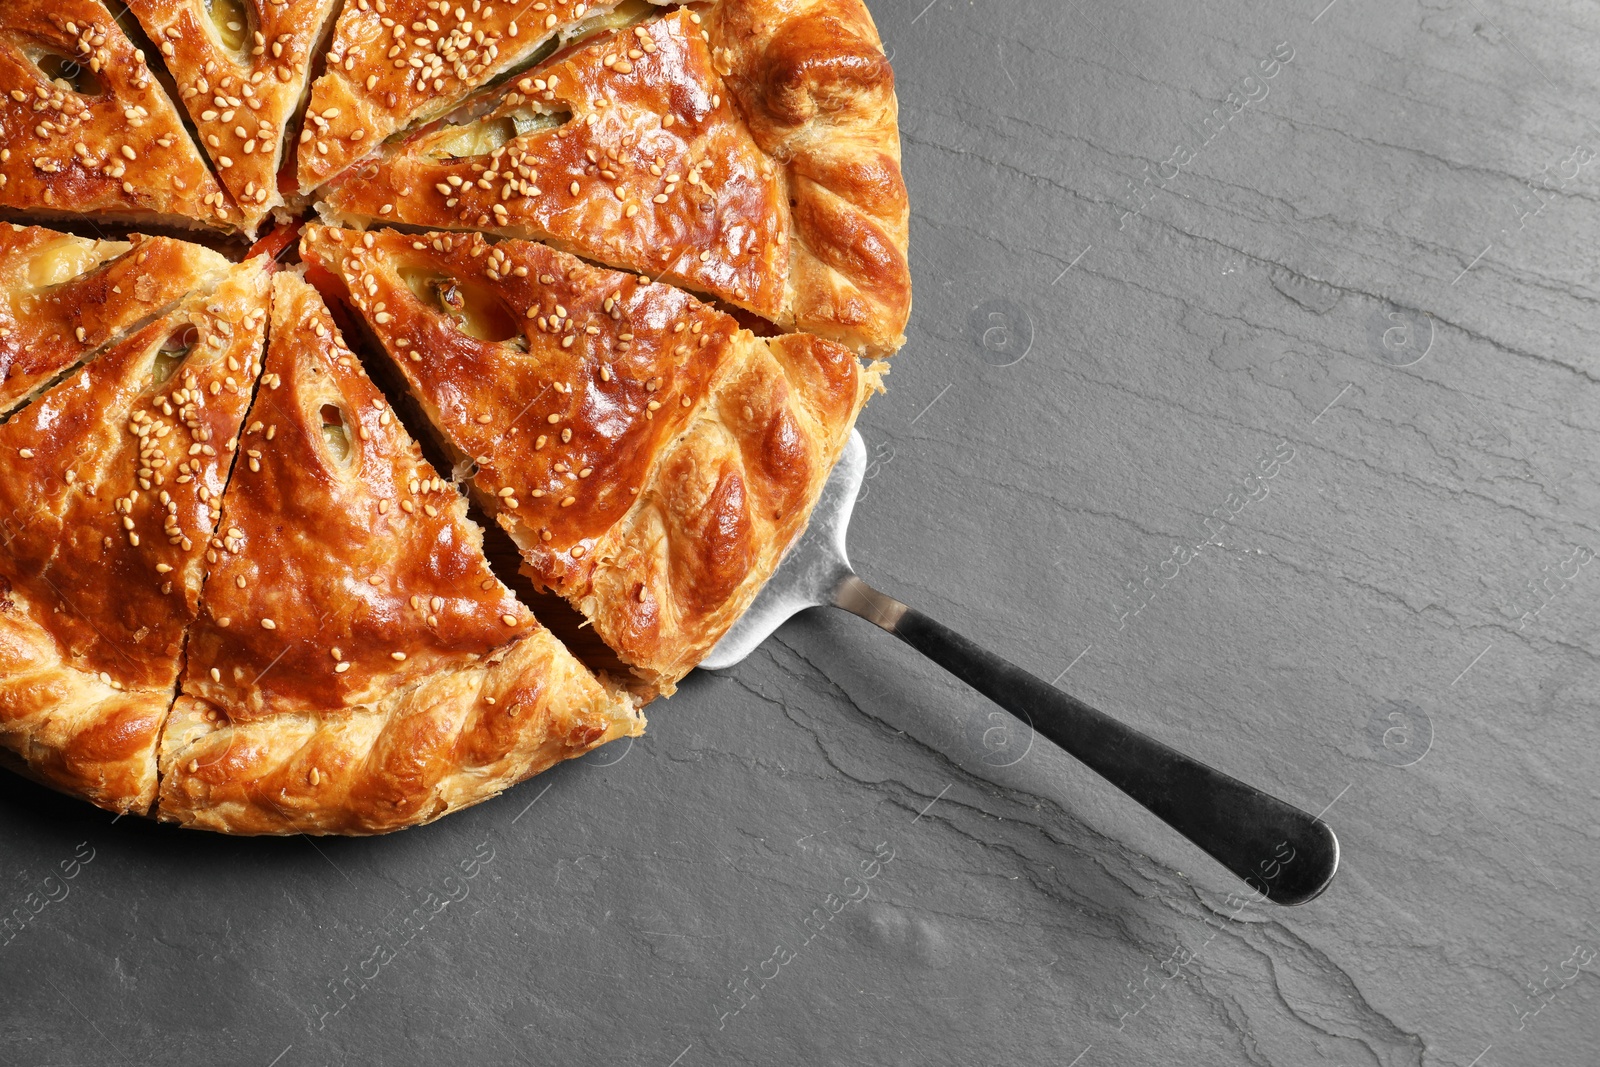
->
xmin=837 ymin=577 xmax=1337 ymax=905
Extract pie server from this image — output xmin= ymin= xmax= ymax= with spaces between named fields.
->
xmin=702 ymin=431 xmax=1339 ymax=906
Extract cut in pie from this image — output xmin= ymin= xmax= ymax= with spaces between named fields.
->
xmin=122 ymin=0 xmax=346 ymax=234
xmin=316 ymin=0 xmax=909 ymax=355
xmin=0 ymin=257 xmax=270 ymax=812
xmin=0 ymin=224 xmax=232 ymax=416
xmin=0 ymin=0 xmax=236 ymax=229
xmin=158 ymin=272 xmax=640 ymax=834
xmin=0 ymin=0 xmax=907 ymax=833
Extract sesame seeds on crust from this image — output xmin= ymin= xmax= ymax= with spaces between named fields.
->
xmin=0 ymin=0 xmax=237 ymax=226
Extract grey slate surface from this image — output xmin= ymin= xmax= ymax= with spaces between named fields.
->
xmin=5 ymin=0 xmax=1600 ymax=1063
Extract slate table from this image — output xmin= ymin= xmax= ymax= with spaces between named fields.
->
xmin=5 ymin=0 xmax=1599 ymax=1063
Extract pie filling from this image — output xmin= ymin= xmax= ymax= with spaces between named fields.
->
xmin=0 ymin=0 xmax=906 ymax=829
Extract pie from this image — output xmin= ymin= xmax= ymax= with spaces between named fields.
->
xmin=301 ymin=223 xmax=878 ymax=693
xmin=0 ymin=0 xmax=907 ymax=833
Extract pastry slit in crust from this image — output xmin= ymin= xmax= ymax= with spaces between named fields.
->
xmin=295 ymin=0 xmax=674 ymax=197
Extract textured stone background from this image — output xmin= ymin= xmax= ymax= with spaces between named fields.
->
xmin=4 ymin=0 xmax=1600 ymax=1063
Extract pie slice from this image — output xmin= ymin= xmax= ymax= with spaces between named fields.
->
xmin=0 ymin=224 xmax=232 ymax=417
xmin=158 ymin=271 xmax=642 ymax=835
xmin=0 ymin=257 xmax=270 ymax=814
xmin=295 ymin=0 xmax=668 ymax=197
xmin=122 ymin=0 xmax=345 ymax=235
xmin=301 ymin=223 xmax=879 ymax=694
xmin=0 ymin=0 xmax=236 ymax=230
xmin=317 ymin=0 xmax=910 ymax=357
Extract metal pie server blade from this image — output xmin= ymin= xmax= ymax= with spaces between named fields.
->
xmin=698 ymin=429 xmax=1337 ymax=906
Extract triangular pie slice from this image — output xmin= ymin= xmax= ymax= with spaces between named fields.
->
xmin=0 ymin=0 xmax=237 ymax=230
xmin=123 ymin=0 xmax=344 ymax=234
xmin=295 ymin=0 xmax=668 ymax=196
xmin=0 ymin=257 xmax=271 ymax=814
xmin=301 ymin=224 xmax=878 ymax=695
xmin=318 ymin=0 xmax=910 ymax=357
xmin=158 ymin=271 xmax=641 ymax=835
xmin=0 ymin=223 xmax=233 ymax=417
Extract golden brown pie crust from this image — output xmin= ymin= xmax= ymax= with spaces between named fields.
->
xmin=123 ymin=0 xmax=345 ymax=233
xmin=318 ymin=0 xmax=910 ymax=356
xmin=296 ymin=0 xmax=671 ymax=196
xmin=710 ymin=0 xmax=910 ymax=355
xmin=317 ymin=8 xmax=790 ymax=321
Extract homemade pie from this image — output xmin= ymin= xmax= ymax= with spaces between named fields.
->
xmin=0 ymin=0 xmax=907 ymax=833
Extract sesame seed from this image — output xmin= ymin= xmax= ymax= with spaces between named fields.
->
xmin=260 ymin=618 xmax=276 ymax=630
xmin=391 ymin=651 xmax=407 ymax=661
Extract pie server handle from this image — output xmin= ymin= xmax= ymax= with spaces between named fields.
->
xmin=832 ymin=573 xmax=1339 ymax=906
